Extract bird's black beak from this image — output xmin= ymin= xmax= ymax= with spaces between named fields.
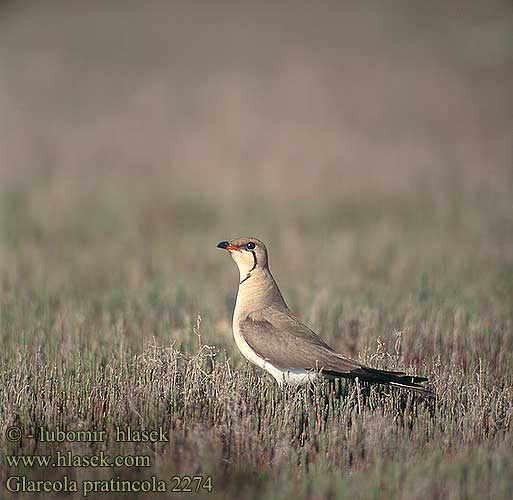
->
xmin=217 ymin=241 xmax=230 ymax=249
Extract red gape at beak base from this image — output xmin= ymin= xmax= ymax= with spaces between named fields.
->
xmin=227 ymin=245 xmax=242 ymax=252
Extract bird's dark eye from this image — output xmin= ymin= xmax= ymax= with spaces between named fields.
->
xmin=246 ymin=242 xmax=256 ymax=250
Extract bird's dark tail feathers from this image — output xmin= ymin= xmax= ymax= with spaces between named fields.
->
xmin=325 ymin=366 xmax=434 ymax=397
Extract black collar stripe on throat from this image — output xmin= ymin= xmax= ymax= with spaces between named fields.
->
xmin=240 ymin=250 xmax=257 ymax=284
xmin=249 ymin=250 xmax=257 ymax=272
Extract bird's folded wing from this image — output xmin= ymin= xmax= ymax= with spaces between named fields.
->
xmin=238 ymin=307 xmax=362 ymax=373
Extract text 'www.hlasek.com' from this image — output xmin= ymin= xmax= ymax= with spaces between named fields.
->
xmin=3 ymin=425 xmax=214 ymax=496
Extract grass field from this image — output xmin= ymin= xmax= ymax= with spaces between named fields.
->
xmin=1 ymin=1 xmax=513 ymax=499
xmin=1 ymin=177 xmax=512 ymax=499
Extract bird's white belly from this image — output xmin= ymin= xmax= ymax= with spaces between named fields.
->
xmin=232 ymin=324 xmax=318 ymax=386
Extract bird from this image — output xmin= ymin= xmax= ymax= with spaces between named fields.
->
xmin=217 ymin=237 xmax=432 ymax=396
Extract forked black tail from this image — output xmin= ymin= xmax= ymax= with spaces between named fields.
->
xmin=325 ymin=366 xmax=434 ymax=397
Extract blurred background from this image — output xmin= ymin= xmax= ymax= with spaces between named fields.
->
xmin=0 ymin=0 xmax=512 ymax=356
xmin=1 ymin=0 xmax=512 ymax=195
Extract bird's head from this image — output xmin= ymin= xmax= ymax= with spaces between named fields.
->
xmin=217 ymin=237 xmax=268 ymax=278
